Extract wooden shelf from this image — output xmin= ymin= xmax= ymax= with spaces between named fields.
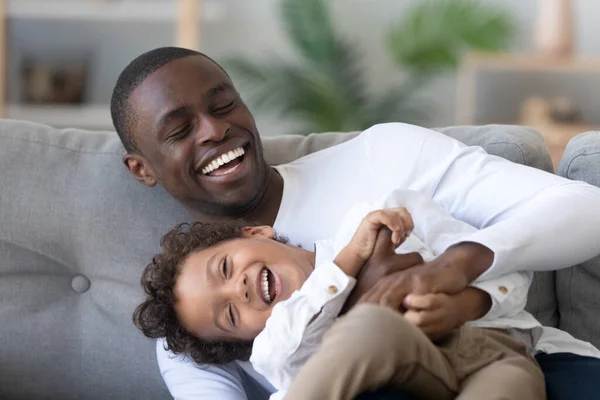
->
xmin=7 ymin=0 xmax=225 ymax=22
xmin=6 ymin=104 xmax=112 ymax=130
xmin=462 ymin=52 xmax=600 ymax=72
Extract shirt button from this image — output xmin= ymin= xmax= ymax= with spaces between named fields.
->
xmin=328 ymin=285 xmax=338 ymax=294
xmin=498 ymin=286 xmax=508 ymax=295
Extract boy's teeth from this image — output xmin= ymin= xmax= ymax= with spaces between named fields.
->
xmin=262 ymin=269 xmax=271 ymax=302
xmin=201 ymin=146 xmax=245 ymax=175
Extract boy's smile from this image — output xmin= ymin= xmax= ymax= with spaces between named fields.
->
xmin=174 ymin=226 xmax=315 ymax=342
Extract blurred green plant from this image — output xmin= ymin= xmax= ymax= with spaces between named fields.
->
xmin=388 ymin=0 xmax=515 ymax=75
xmin=225 ymin=0 xmax=515 ymax=134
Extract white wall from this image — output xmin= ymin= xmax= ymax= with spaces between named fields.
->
xmin=10 ymin=0 xmax=600 ymax=135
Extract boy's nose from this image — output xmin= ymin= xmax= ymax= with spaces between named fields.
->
xmin=237 ymin=275 xmax=249 ymax=303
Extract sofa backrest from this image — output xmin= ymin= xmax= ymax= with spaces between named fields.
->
xmin=0 ymin=120 xmax=555 ymax=399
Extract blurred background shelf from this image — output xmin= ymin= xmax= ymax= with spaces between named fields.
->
xmin=456 ymin=52 xmax=600 ymax=125
xmin=6 ymin=103 xmax=111 ymax=130
xmin=460 ymin=52 xmax=600 ymax=72
xmin=0 ymin=0 xmax=208 ymax=124
xmin=7 ymin=0 xmax=225 ymax=22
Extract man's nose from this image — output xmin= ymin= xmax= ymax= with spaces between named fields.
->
xmin=196 ymin=116 xmax=230 ymax=145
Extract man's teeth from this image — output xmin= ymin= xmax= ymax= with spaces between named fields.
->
xmin=201 ymin=147 xmax=245 ymax=175
xmin=262 ymin=269 xmax=271 ymax=303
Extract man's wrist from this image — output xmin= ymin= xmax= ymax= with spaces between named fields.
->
xmin=445 ymin=242 xmax=494 ymax=283
xmin=455 ymin=287 xmax=492 ymax=324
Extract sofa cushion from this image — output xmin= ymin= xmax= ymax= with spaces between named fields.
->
xmin=0 ymin=120 xmax=557 ymax=399
xmin=556 ymin=131 xmax=600 ymax=348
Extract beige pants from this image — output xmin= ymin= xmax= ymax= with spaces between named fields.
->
xmin=284 ymin=304 xmax=545 ymax=400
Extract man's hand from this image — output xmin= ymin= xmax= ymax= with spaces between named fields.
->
xmin=359 ymin=241 xmax=494 ymax=311
xmin=340 ymin=228 xmax=423 ymax=314
xmin=334 ymin=208 xmax=414 ymax=278
xmin=403 ymin=288 xmax=492 ymax=341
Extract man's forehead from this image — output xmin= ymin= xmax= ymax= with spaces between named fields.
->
xmin=133 ymin=56 xmax=228 ymax=100
xmin=129 ymin=55 xmax=232 ymax=128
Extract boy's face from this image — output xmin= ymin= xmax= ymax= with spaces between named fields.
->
xmin=174 ymin=226 xmax=315 ymax=341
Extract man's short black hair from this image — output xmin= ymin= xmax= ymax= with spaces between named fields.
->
xmin=111 ymin=47 xmax=221 ymax=153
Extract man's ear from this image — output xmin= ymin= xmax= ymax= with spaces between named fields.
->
xmin=123 ymin=153 xmax=157 ymax=187
xmin=241 ymin=226 xmax=275 ymax=239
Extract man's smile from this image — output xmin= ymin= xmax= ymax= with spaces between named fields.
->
xmin=200 ymin=146 xmax=245 ymax=176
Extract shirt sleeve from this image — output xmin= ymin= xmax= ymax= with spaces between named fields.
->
xmin=470 ymin=272 xmax=533 ymax=321
xmin=250 ymin=261 xmax=355 ymax=391
xmin=363 ymin=123 xmax=600 ymax=279
xmin=156 ymin=339 xmax=250 ymax=400
xmin=379 ymin=188 xmax=478 ymax=256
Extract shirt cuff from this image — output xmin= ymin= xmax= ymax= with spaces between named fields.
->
xmin=299 ymin=260 xmax=356 ymax=311
xmin=469 ymin=278 xmax=517 ymax=321
xmin=441 ymin=229 xmax=511 ymax=280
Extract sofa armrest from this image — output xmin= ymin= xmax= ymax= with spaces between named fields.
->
xmin=555 ymin=131 xmax=600 ymax=348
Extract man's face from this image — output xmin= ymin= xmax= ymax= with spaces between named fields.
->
xmin=125 ymin=55 xmax=268 ymax=216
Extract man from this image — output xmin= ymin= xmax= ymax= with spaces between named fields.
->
xmin=111 ymin=47 xmax=600 ymax=400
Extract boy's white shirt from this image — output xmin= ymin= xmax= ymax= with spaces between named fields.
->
xmin=250 ymin=189 xmax=600 ymax=400
xmin=157 ymin=123 xmax=600 ymax=400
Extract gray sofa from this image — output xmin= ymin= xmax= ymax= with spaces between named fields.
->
xmin=1 ymin=120 xmax=598 ymax=400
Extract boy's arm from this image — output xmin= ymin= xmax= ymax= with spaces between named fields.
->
xmin=250 ymin=257 xmax=356 ymax=391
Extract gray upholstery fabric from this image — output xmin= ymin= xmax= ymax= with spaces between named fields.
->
xmin=0 ymin=120 xmax=568 ymax=399
xmin=0 ymin=121 xmax=187 ymax=400
xmin=556 ymin=131 xmax=600 ymax=348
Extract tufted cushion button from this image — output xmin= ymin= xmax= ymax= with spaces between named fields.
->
xmin=71 ymin=275 xmax=91 ymax=293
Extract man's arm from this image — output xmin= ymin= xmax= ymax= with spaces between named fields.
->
xmin=156 ymin=339 xmax=255 ymax=400
xmin=363 ymin=123 xmax=600 ymax=280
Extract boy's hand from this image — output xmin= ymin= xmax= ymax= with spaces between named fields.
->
xmin=352 ymin=208 xmax=414 ymax=259
xmin=334 ymin=208 xmax=414 ymax=277
xmin=403 ymin=287 xmax=492 ymax=341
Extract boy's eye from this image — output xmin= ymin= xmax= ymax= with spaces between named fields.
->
xmin=228 ymin=304 xmax=236 ymax=327
xmin=221 ymin=258 xmax=228 ymax=279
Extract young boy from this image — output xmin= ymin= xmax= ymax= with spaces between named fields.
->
xmin=133 ymin=189 xmax=596 ymax=399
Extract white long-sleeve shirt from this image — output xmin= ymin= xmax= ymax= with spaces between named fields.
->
xmin=158 ymin=123 xmax=600 ymax=400
xmin=250 ymin=189 xmax=600 ymax=400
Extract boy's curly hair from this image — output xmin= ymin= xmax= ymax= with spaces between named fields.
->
xmin=133 ymin=221 xmax=256 ymax=365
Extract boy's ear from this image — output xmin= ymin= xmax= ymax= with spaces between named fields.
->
xmin=241 ymin=226 xmax=275 ymax=239
xmin=123 ymin=153 xmax=157 ymax=187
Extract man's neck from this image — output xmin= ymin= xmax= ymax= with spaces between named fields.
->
xmin=188 ymin=167 xmax=284 ymax=226
xmin=242 ymin=167 xmax=283 ymax=226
